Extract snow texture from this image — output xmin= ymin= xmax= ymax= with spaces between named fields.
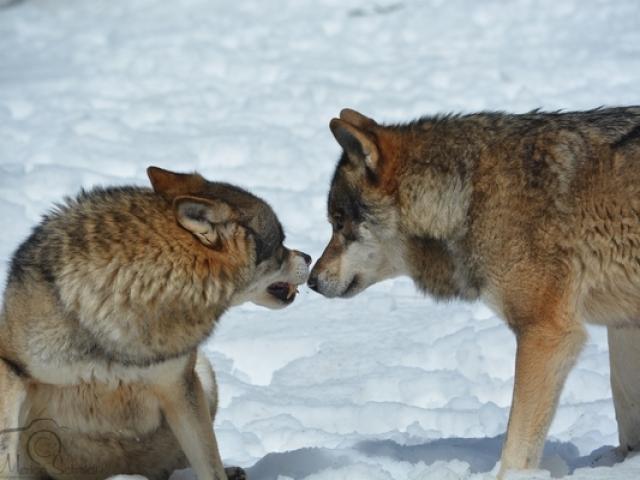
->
xmin=2 ymin=0 xmax=640 ymax=479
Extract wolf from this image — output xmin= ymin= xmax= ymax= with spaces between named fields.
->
xmin=0 ymin=166 xmax=311 ymax=480
xmin=308 ymin=107 xmax=640 ymax=477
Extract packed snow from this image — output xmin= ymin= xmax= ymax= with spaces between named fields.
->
xmin=2 ymin=0 xmax=640 ymax=479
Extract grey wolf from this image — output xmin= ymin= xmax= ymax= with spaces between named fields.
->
xmin=0 ymin=166 xmax=311 ymax=479
xmin=308 ymin=107 xmax=640 ymax=477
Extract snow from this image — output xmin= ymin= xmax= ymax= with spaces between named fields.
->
xmin=1 ymin=0 xmax=640 ymax=479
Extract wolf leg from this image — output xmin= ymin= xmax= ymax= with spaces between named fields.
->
xmin=195 ymin=352 xmax=246 ymax=480
xmin=499 ymin=324 xmax=586 ymax=478
xmin=0 ymin=357 xmax=27 ymax=480
xmin=195 ymin=351 xmax=218 ymax=417
xmin=153 ymin=359 xmax=227 ymax=480
xmin=608 ymin=325 xmax=640 ymax=452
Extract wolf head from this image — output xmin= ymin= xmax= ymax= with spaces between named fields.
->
xmin=148 ymin=167 xmax=311 ymax=309
xmin=306 ymin=109 xmax=406 ymax=298
xmin=308 ymin=109 xmax=471 ymax=298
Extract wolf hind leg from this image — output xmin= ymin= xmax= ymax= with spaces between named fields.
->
xmin=608 ymin=325 xmax=640 ymax=452
xmin=0 ymin=357 xmax=28 ymax=480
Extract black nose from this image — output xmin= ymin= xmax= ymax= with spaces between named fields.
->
xmin=307 ymin=274 xmax=319 ymax=291
xmin=299 ymin=251 xmax=312 ymax=266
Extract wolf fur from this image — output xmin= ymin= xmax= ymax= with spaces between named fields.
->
xmin=308 ymin=107 xmax=640 ymax=477
xmin=0 ymin=167 xmax=310 ymax=480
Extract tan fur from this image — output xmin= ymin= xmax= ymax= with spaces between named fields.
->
xmin=309 ymin=107 xmax=640 ymax=477
xmin=0 ymin=167 xmax=310 ymax=480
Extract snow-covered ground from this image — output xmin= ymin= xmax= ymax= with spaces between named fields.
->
xmin=2 ymin=0 xmax=640 ymax=478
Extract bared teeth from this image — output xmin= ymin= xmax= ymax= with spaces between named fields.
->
xmin=286 ymin=284 xmax=297 ymax=300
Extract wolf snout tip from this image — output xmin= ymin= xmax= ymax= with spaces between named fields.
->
xmin=307 ymin=274 xmax=319 ymax=292
xmin=297 ymin=251 xmax=312 ymax=266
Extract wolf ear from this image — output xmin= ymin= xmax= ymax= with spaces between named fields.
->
xmin=339 ymin=108 xmax=377 ymax=129
xmin=173 ymin=196 xmax=237 ymax=247
xmin=329 ymin=118 xmax=380 ymax=176
xmin=147 ymin=166 xmax=183 ymax=194
xmin=147 ymin=166 xmax=204 ymax=198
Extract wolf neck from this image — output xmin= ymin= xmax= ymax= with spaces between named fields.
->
xmin=392 ymin=117 xmax=480 ymax=242
xmin=389 ymin=117 xmax=485 ymax=301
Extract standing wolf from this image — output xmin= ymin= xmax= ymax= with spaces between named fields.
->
xmin=308 ymin=107 xmax=640 ymax=477
xmin=0 ymin=167 xmax=311 ymax=480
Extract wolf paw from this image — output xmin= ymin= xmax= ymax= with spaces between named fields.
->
xmin=224 ymin=466 xmax=247 ymax=480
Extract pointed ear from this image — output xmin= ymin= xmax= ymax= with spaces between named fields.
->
xmin=147 ymin=166 xmax=204 ymax=198
xmin=329 ymin=118 xmax=380 ymax=175
xmin=173 ymin=196 xmax=237 ymax=247
xmin=339 ymin=108 xmax=377 ymax=129
xmin=147 ymin=166 xmax=182 ymax=194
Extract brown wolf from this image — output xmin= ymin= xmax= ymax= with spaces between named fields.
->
xmin=308 ymin=107 xmax=640 ymax=477
xmin=0 ymin=167 xmax=311 ymax=480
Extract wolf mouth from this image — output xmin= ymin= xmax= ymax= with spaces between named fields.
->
xmin=341 ymin=275 xmax=360 ymax=298
xmin=267 ymin=282 xmax=297 ymax=304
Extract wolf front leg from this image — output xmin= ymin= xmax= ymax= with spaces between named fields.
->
xmin=498 ymin=322 xmax=586 ymax=478
xmin=153 ymin=366 xmax=228 ymax=480
xmin=0 ymin=357 xmax=27 ymax=480
xmin=608 ymin=325 xmax=640 ymax=452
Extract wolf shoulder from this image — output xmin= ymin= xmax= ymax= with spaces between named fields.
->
xmin=467 ymin=108 xmax=640 ymax=326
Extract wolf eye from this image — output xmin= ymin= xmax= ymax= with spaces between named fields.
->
xmin=333 ymin=218 xmax=344 ymax=232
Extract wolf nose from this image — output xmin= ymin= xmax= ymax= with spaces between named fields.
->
xmin=307 ymin=274 xmax=319 ymax=291
xmin=295 ymin=251 xmax=312 ymax=266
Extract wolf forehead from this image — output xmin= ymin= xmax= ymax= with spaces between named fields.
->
xmin=144 ymin=165 xmax=286 ymax=258
xmin=205 ymin=181 xmax=286 ymax=257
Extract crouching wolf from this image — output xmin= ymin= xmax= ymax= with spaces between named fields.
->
xmin=308 ymin=107 xmax=640 ymax=477
xmin=0 ymin=167 xmax=311 ymax=480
